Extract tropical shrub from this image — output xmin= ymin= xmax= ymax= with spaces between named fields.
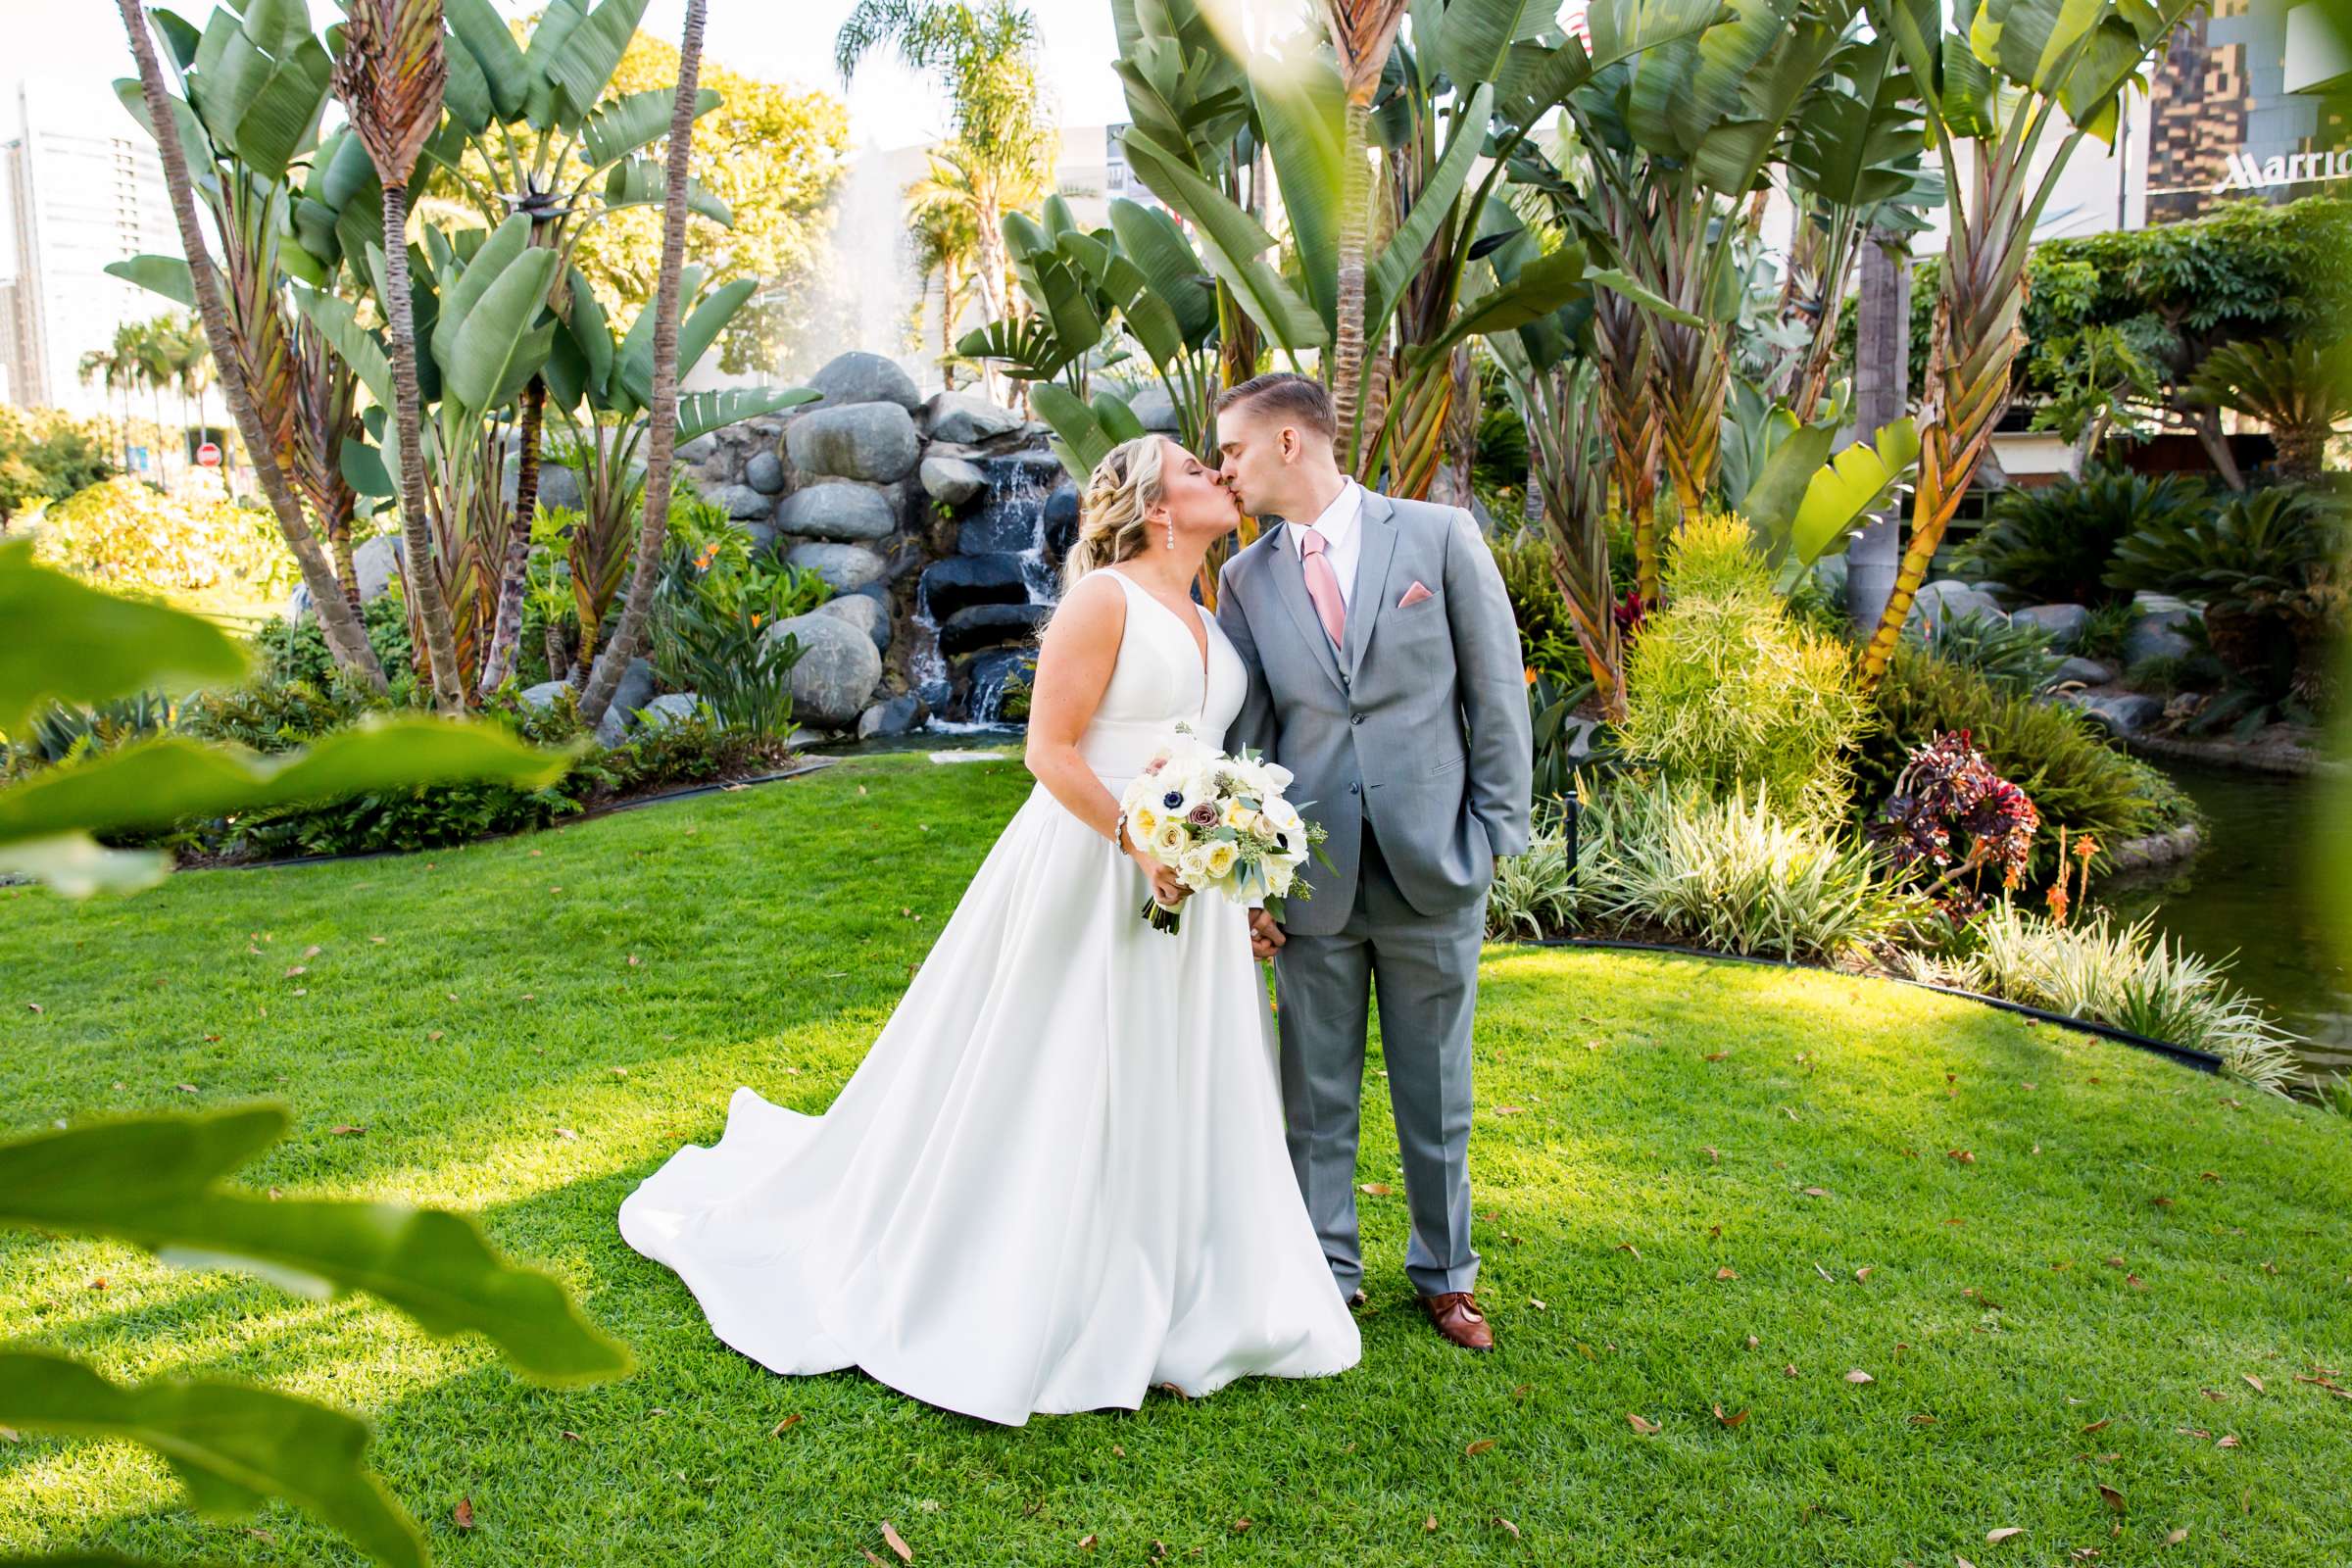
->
xmin=1487 ymin=778 xmax=1925 ymax=962
xmin=1906 ymin=611 xmax=2063 ymax=695
xmin=1924 ymin=904 xmax=2301 ymax=1094
xmin=1613 ymin=514 xmax=1870 ymax=818
xmin=1596 ymin=781 xmax=1924 ymax=962
xmin=24 ymin=475 xmax=295 ymax=599
xmin=2075 ymin=600 xmax=2137 ymax=664
xmin=0 ymin=406 xmax=113 ymax=522
xmin=1488 ymin=525 xmax=1583 ymax=683
xmin=1957 ymin=468 xmax=2211 ymax=606
xmin=1857 ymin=648 xmax=2192 ymax=875
xmin=2108 ymin=485 xmax=2348 ymax=720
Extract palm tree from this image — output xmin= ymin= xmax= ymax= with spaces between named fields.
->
xmin=75 ymin=344 xmax=133 ymax=472
xmin=115 ymin=0 xmax=387 ymax=690
xmin=332 ymin=0 xmax=466 ymax=714
xmin=906 ymin=150 xmax=983 ymax=386
xmin=836 ymin=0 xmax=1054 ymax=334
xmin=1314 ymin=0 xmax=1409 ymax=467
xmin=579 ymin=0 xmax=710 ymax=729
xmin=2188 ymin=338 xmax=2352 ymax=484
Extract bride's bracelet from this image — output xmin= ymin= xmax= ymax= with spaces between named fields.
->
xmin=1111 ymin=808 xmax=1130 ymax=853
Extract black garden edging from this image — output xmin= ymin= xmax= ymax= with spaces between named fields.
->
xmin=1500 ymin=934 xmax=2226 ymax=1076
xmin=180 ymin=758 xmax=839 ymax=873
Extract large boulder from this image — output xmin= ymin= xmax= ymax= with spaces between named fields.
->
xmin=785 ymin=402 xmax=920 ymax=483
xmin=766 ymin=611 xmax=883 ymax=727
xmin=775 ymin=480 xmax=897 ymax=542
xmin=704 ymin=482 xmax=776 ymax=521
xmin=920 ymin=454 xmax=988 ymax=507
xmin=744 ymin=450 xmax=787 ymax=495
xmin=2061 ymin=691 xmax=2164 ymax=736
xmin=1907 ymin=578 xmax=2008 ymax=631
xmin=1127 ymin=383 xmax=1180 ymax=433
xmin=784 ymin=541 xmax=888 ymax=593
xmin=2125 ymin=606 xmax=2198 ymax=667
xmin=921 ymin=390 xmax=1024 ymax=445
xmin=2011 ymin=603 xmax=2090 ymax=650
xmin=812 ymin=588 xmax=891 ymax=653
xmin=1043 ymin=485 xmax=1080 ymax=558
xmin=806 ymin=351 xmax=920 ymax=412
xmin=921 ymin=553 xmax=1031 ymax=621
xmin=857 ymin=694 xmax=931 ymax=740
xmin=940 ymin=601 xmax=1052 ymax=657
xmin=636 ymin=693 xmax=703 ymax=732
xmin=515 ymin=679 xmax=576 ymax=714
xmin=352 ymin=533 xmax=403 ymax=601
xmin=594 ymin=657 xmax=659 ymax=748
xmin=2047 ymin=656 xmax=2118 ymax=688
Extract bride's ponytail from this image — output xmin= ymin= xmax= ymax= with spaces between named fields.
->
xmin=1060 ymin=435 xmax=1168 ymax=593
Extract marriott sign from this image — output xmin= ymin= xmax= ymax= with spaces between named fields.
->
xmin=2211 ymin=147 xmax=2352 ymax=193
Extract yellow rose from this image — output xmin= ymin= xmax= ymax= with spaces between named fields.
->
xmin=1201 ymin=842 xmax=1239 ymax=880
xmin=1151 ymin=820 xmax=1189 ymax=858
xmin=1222 ymin=799 xmax=1258 ymax=833
xmin=1131 ymin=804 xmax=1161 ymax=840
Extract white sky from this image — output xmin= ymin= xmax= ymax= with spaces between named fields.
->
xmin=2 ymin=0 xmax=1130 ymax=153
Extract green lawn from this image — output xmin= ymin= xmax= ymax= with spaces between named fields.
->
xmin=3 ymin=750 xmax=2348 ymax=1566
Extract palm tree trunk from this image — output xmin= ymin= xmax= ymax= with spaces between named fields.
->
xmin=477 ymin=374 xmax=545 ymax=696
xmin=1845 ymin=226 xmax=1909 ymax=637
xmin=379 ymin=178 xmax=467 ymax=713
xmin=579 ymin=0 xmax=707 ymax=728
xmin=1331 ymin=96 xmax=1371 ymax=466
xmin=116 ymin=0 xmax=385 ymax=690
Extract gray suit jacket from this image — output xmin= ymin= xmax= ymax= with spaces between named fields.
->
xmin=1214 ymin=489 xmax=1534 ymax=938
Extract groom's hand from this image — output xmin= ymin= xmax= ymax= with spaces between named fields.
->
xmin=1248 ymin=908 xmax=1287 ymax=960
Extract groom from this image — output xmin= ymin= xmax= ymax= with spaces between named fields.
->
xmin=1211 ymin=373 xmax=1532 ymax=1352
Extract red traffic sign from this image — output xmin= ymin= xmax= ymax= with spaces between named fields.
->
xmin=195 ymin=440 xmax=222 ymax=467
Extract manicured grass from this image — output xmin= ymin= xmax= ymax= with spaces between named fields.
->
xmin=3 ymin=750 xmax=2348 ymax=1566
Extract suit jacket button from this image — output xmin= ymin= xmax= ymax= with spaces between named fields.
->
xmin=1349 ymin=712 xmax=1363 ymax=725
xmin=1348 ymin=781 xmax=1360 ymax=794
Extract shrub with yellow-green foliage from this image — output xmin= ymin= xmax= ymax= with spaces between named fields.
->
xmin=1613 ymin=513 xmax=1870 ymax=817
xmin=24 ymin=475 xmax=295 ymax=601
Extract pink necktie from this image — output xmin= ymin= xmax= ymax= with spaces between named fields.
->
xmin=1298 ymin=526 xmax=1346 ymax=649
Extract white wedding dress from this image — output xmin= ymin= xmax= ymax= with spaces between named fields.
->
xmin=618 ymin=564 xmax=1361 ymax=1425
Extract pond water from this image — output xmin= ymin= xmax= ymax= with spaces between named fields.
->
xmin=2105 ymin=760 xmax=2352 ymax=1087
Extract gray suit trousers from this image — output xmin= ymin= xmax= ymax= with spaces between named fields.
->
xmin=1273 ymin=814 xmax=1484 ymax=1299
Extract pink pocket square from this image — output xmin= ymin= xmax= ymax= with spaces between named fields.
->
xmin=1397 ymin=580 xmax=1435 ymax=609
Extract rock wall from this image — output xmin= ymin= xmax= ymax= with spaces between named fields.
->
xmin=678 ymin=352 xmax=1073 ymax=737
xmin=286 ymin=353 xmax=1069 ymax=742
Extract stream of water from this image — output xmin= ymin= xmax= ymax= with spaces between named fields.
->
xmin=2105 ymin=760 xmax=2352 ymax=1086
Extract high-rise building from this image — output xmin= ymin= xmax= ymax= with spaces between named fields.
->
xmin=0 ymin=82 xmax=178 ymax=416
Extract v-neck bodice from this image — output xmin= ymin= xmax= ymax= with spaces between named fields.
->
xmin=1079 ymin=565 xmax=1248 ymax=782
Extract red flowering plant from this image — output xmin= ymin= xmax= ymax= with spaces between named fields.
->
xmin=1868 ymin=729 xmax=2040 ymax=924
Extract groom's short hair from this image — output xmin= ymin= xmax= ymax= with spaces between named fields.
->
xmin=1215 ymin=372 xmax=1336 ymax=443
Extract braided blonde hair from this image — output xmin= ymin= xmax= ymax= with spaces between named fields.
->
xmin=1059 ymin=435 xmax=1168 ymax=593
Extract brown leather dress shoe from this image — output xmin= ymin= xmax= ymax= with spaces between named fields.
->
xmin=1418 ymin=1290 xmax=1494 ymax=1351
xmin=1346 ymin=1288 xmax=1368 ymax=1309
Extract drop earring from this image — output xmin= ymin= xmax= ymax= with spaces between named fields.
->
xmin=1164 ymin=514 xmax=1175 ymax=550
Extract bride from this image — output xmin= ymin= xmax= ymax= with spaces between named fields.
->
xmin=618 ymin=434 xmax=1361 ymax=1426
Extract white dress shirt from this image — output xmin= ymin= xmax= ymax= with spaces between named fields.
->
xmin=1282 ymin=477 xmax=1363 ymax=615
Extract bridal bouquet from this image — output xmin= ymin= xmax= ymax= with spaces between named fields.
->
xmin=1118 ymin=723 xmax=1326 ymax=934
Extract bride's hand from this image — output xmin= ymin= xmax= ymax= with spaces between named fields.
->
xmin=1132 ymin=850 xmax=1190 ymax=906
xmin=1120 ymin=822 xmax=1191 ymax=906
